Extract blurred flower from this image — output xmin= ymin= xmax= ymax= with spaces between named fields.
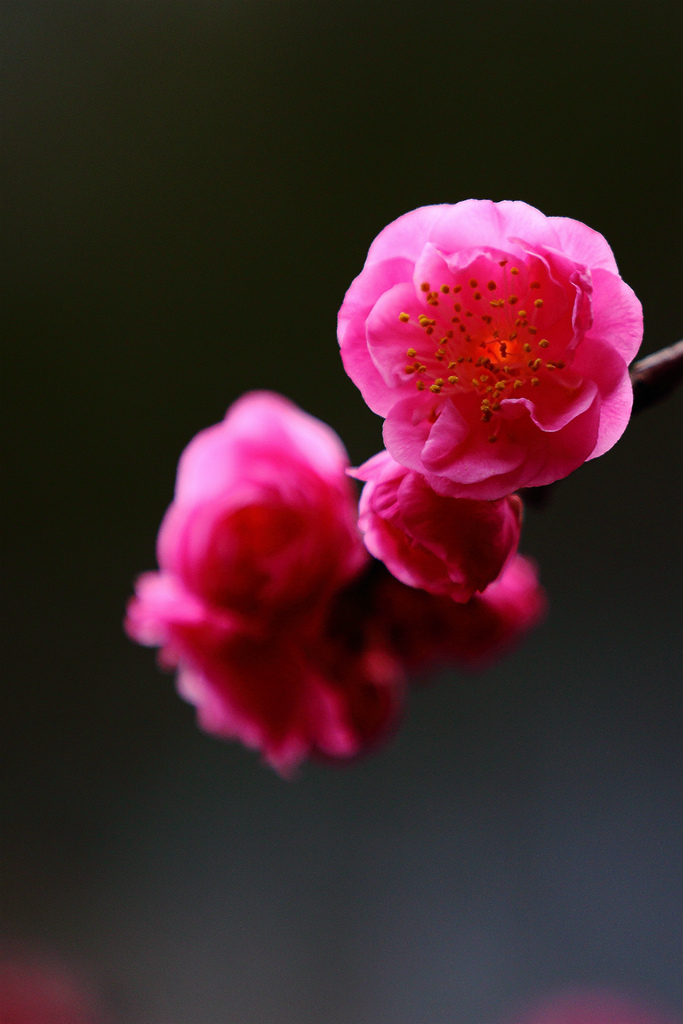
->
xmin=507 ymin=987 xmax=681 ymax=1024
xmin=126 ymin=392 xmax=404 ymax=774
xmin=353 ymin=449 xmax=523 ymax=601
xmin=338 ymin=200 xmax=642 ymax=499
xmin=375 ymin=552 xmax=547 ymax=671
xmin=127 ymin=391 xmax=546 ymax=773
xmin=148 ymin=390 xmax=366 ymax=625
xmin=0 ymin=958 xmax=103 ymax=1024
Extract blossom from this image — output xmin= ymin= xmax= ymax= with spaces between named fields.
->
xmin=338 ymin=200 xmax=642 ymax=499
xmin=352 ymin=449 xmax=523 ymax=601
xmin=507 ymin=988 xmax=681 ymax=1024
xmin=0 ymin=958 xmax=103 ymax=1024
xmin=153 ymin=391 xmax=366 ymax=624
xmin=376 ymin=553 xmax=547 ymax=671
xmin=126 ymin=392 xmax=406 ymax=774
xmin=129 ymin=570 xmax=405 ymax=774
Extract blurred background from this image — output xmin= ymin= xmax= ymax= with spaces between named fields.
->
xmin=2 ymin=2 xmax=681 ymax=1021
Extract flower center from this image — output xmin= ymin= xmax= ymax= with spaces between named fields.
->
xmin=398 ymin=259 xmax=569 ymax=442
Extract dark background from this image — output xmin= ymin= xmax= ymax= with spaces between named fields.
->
xmin=2 ymin=2 xmax=681 ymax=1022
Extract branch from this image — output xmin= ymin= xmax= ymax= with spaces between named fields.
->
xmin=522 ymin=340 xmax=683 ymax=508
xmin=630 ymin=340 xmax=683 ymax=414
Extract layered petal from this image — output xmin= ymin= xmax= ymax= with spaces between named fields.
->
xmin=339 ymin=200 xmax=642 ymax=497
xmin=354 ymin=451 xmax=522 ymax=601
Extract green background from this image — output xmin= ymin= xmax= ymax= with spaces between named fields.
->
xmin=2 ymin=2 xmax=681 ymax=1021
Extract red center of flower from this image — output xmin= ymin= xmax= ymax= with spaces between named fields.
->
xmin=398 ymin=259 xmax=571 ymax=442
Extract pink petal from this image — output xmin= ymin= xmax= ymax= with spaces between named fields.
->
xmin=546 ymin=215 xmax=621 ymax=273
xmin=365 ymin=205 xmax=447 ymax=266
xmin=587 ymin=267 xmax=643 ymax=364
xmin=571 ymin=335 xmax=634 ymax=459
xmin=382 ymin=392 xmax=446 ymax=474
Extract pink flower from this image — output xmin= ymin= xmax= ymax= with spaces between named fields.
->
xmin=129 ymin=572 xmax=405 ymax=774
xmin=0 ymin=958 xmax=103 ymax=1024
xmin=126 ymin=392 xmax=407 ymax=774
xmin=339 ymin=200 xmax=642 ymax=499
xmin=508 ymin=988 xmax=681 ymax=1024
xmin=153 ymin=391 xmax=366 ymax=624
xmin=378 ymin=553 xmax=548 ymax=671
xmin=352 ymin=449 xmax=523 ymax=601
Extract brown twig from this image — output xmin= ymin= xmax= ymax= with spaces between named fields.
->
xmin=522 ymin=340 xmax=683 ymax=508
xmin=630 ymin=339 xmax=683 ymax=414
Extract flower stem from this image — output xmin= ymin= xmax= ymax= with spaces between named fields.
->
xmin=630 ymin=340 xmax=683 ymax=414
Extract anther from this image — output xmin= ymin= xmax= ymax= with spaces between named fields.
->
xmin=488 ymin=435 xmax=498 ymax=442
xmin=469 ymin=279 xmax=478 ymax=288
xmin=546 ymin=363 xmax=555 ymax=370
xmin=474 ymin=291 xmax=482 ymax=300
xmin=454 ymin=303 xmax=461 ymax=312
xmin=523 ymin=343 xmax=532 ymax=353
xmin=453 ymin=284 xmax=462 ymax=293
xmin=534 ymin=299 xmax=543 ymax=308
xmin=440 ymin=284 xmax=450 ymax=293
xmin=448 ymin=375 xmax=459 ymax=384
xmin=420 ymin=282 xmax=430 ymax=292
xmin=487 ymin=281 xmax=497 ymax=290
xmin=508 ymin=295 xmax=518 ymax=304
xmin=513 ymin=380 xmax=523 ymax=389
xmin=448 ymin=362 xmax=457 ymax=369
xmin=434 ymin=378 xmax=444 ymax=387
xmin=471 ymin=378 xmax=479 ymax=387
xmin=531 ymin=377 xmax=540 ymax=386
xmin=510 ymin=267 xmax=519 ymax=275
xmin=539 ymin=339 xmax=549 ymax=347
xmin=407 ymin=347 xmax=416 ymax=357
xmin=499 ymin=259 xmax=508 ymax=266
xmin=530 ymin=281 xmax=540 ymax=289
xmin=527 ymin=326 xmax=538 ymax=335
xmin=518 ymin=310 xmax=527 ymax=317
xmin=399 ymin=312 xmax=410 ymax=322
xmin=405 ymin=365 xmax=415 ymax=373
xmin=509 ymin=331 xmax=517 ymax=340
xmin=430 ymin=384 xmax=441 ymax=393
xmin=416 ymin=380 xmax=425 ymax=390
xmin=555 ymin=360 xmax=565 ymax=369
